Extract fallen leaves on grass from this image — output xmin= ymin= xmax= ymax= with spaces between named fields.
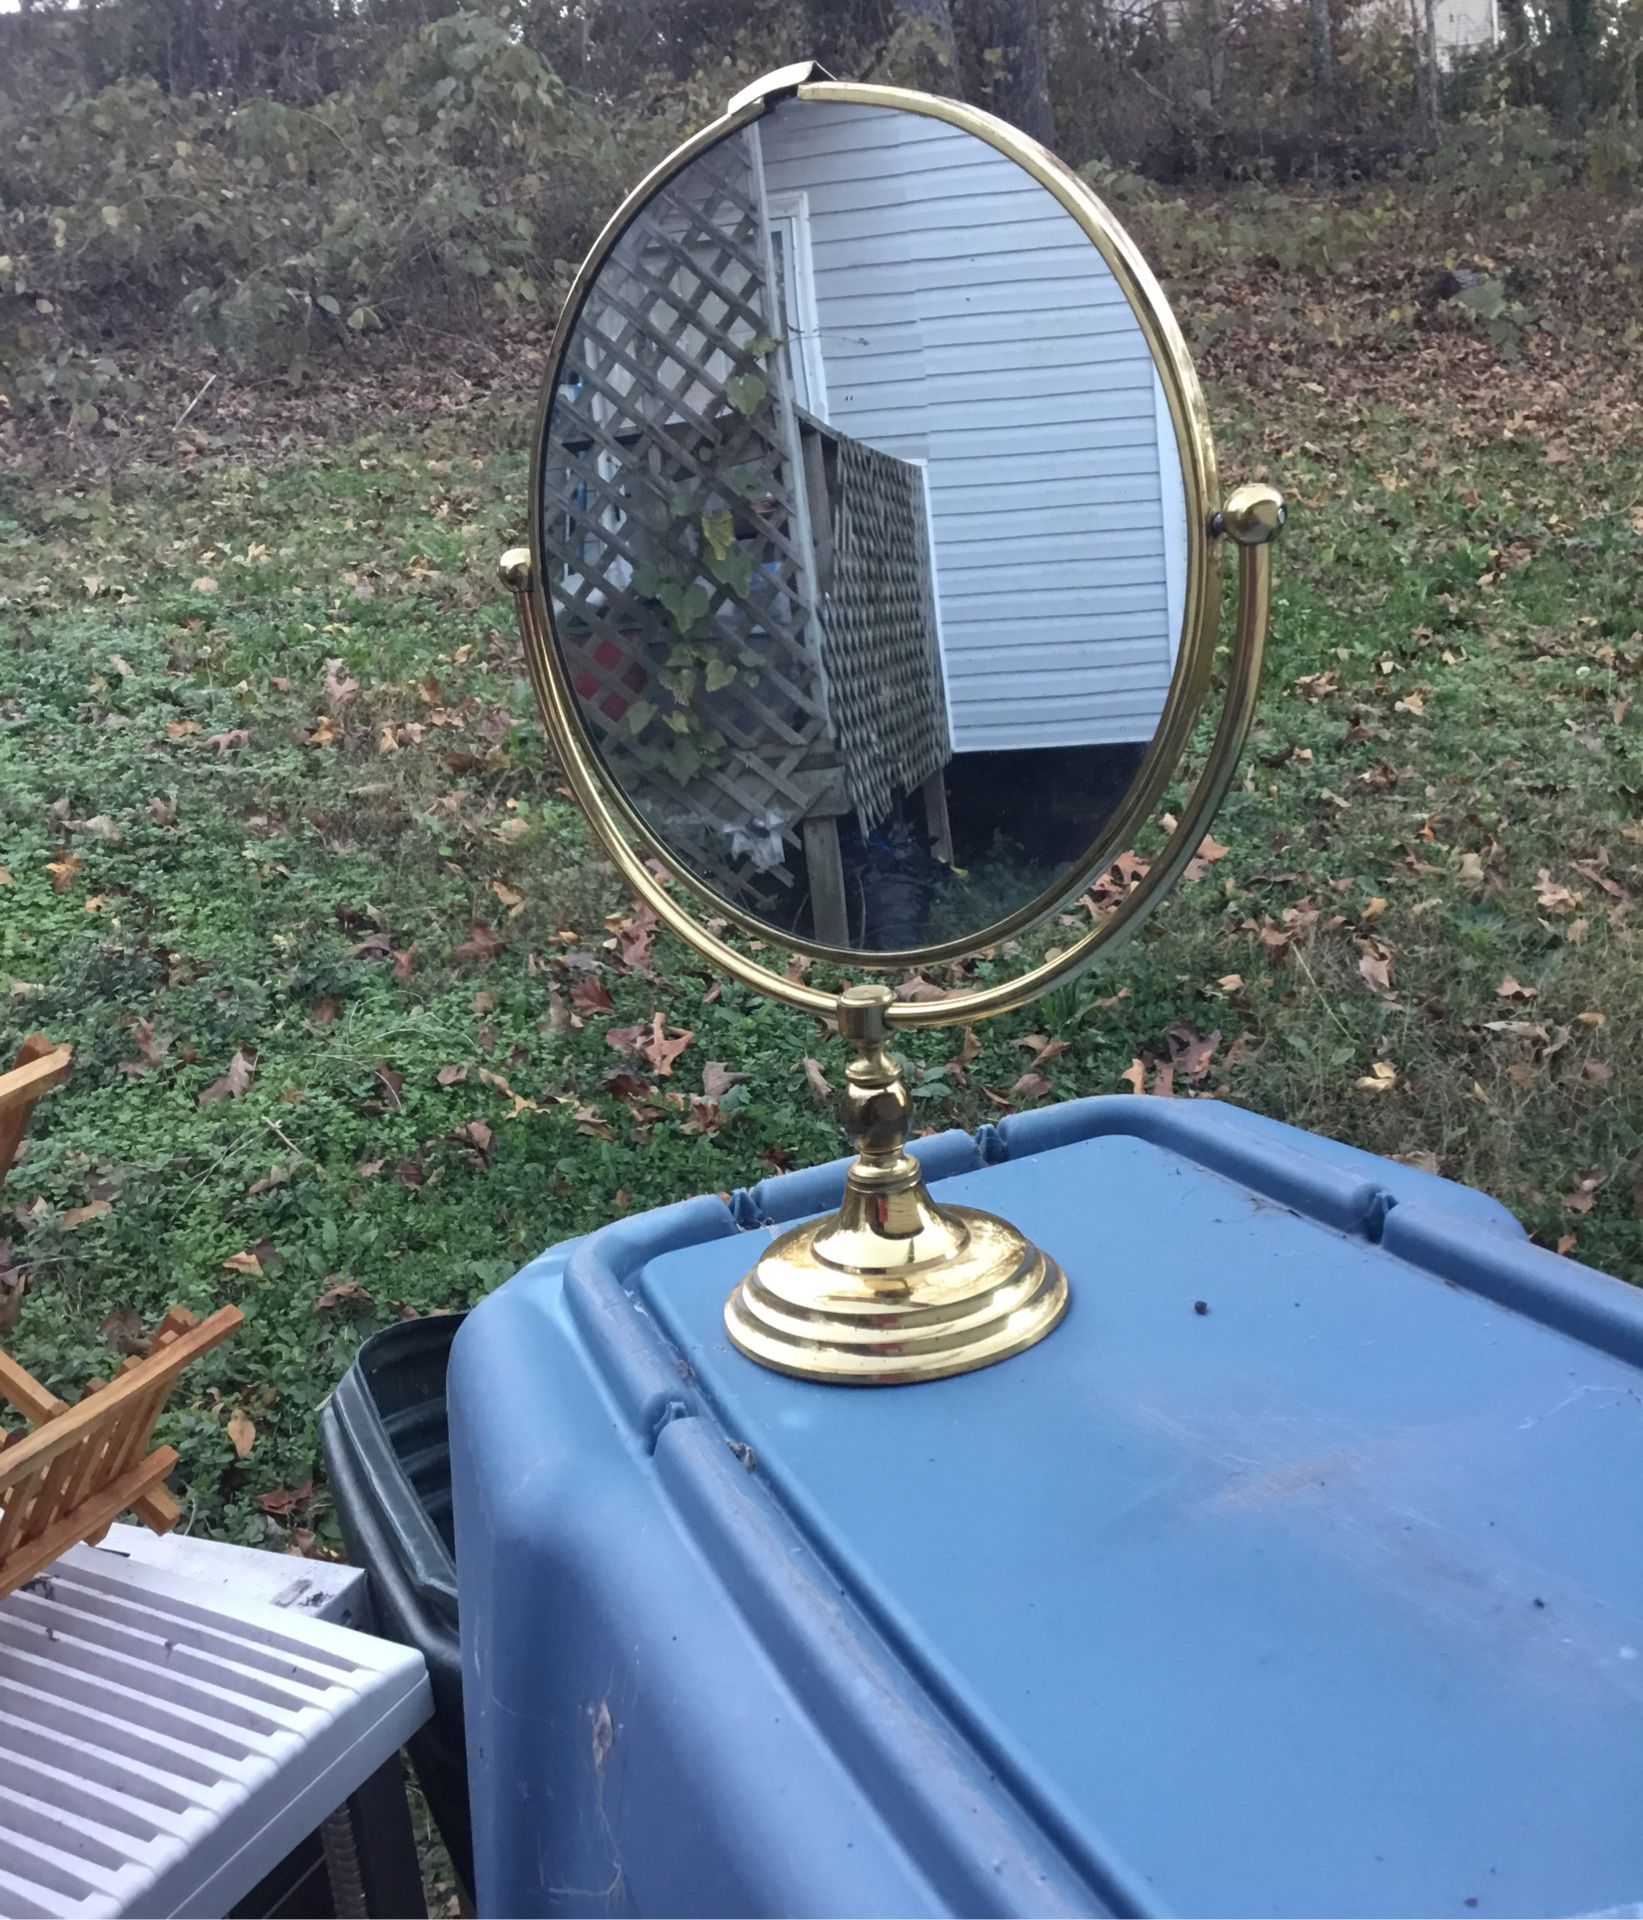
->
xmin=222 ymin=1249 xmax=264 ymax=1278
xmin=226 ymin=1409 xmax=255 ymax=1457
xmin=802 ymin=1057 xmax=832 ymax=1103
xmin=1356 ymin=1060 xmax=1400 ymax=1092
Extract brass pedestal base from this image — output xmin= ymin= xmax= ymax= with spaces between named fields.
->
xmin=724 ymin=985 xmax=1068 ymax=1385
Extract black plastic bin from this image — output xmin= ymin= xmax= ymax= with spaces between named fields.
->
xmin=320 ymin=1314 xmax=471 ymax=1894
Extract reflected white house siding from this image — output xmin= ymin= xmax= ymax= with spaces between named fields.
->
xmin=759 ymin=99 xmax=1188 ymax=755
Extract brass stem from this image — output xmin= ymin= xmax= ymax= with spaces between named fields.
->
xmin=811 ymin=986 xmax=969 ymax=1284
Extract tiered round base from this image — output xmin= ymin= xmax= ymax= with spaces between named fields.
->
xmin=724 ymin=1204 xmax=1068 ymax=1385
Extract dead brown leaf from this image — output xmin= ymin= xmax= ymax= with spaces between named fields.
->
xmin=256 ymin=1480 xmax=313 ymax=1516
xmin=641 ymin=1013 xmax=693 ymax=1077
xmin=1166 ymin=1023 xmax=1221 ymax=1080
xmin=1015 ymin=1033 xmax=1070 ymax=1068
xmin=119 ymin=1017 xmax=173 ymax=1077
xmin=1562 ymin=1172 xmax=1605 ymax=1215
xmin=314 ymin=1278 xmax=374 ymax=1313
xmin=802 ymin=1057 xmax=832 ymax=1103
xmin=453 ymin=921 xmax=504 ymax=966
xmin=222 ymin=1249 xmax=264 ymax=1278
xmin=199 ymin=1047 xmax=256 ymax=1105
xmin=613 ymin=903 xmax=659 ymax=973
xmin=226 ymin=1410 xmax=256 ymax=1458
xmin=1496 ymin=974 xmax=1538 ymax=1002
xmin=1185 ymin=833 xmax=1230 ymax=883
xmin=58 ymin=1198 xmax=112 ymax=1231
xmin=99 ymin=1307 xmax=148 ymax=1355
xmin=1357 ymin=948 xmax=1394 ymax=996
xmin=1534 ymin=869 xmax=1583 ymax=914
xmin=324 ymin=659 xmax=359 ymax=709
xmin=948 ymin=1027 xmax=982 ymax=1077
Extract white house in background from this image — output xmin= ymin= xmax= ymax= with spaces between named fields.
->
xmin=757 ymin=98 xmax=1188 ymax=757
xmin=1107 ymin=0 xmax=1499 ymax=63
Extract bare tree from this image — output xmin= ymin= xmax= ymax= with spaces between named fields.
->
xmin=1308 ymin=0 xmax=1335 ymax=109
xmin=956 ymin=0 xmax=1054 ymax=142
xmin=1419 ymin=0 xmax=1441 ymax=140
xmin=1558 ymin=0 xmax=1596 ymax=128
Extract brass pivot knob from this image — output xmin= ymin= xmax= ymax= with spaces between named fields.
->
xmin=498 ymin=547 xmax=534 ymax=593
xmin=1216 ymin=484 xmax=1286 ymax=547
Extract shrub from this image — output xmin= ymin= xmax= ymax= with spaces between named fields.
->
xmin=0 ymin=12 xmax=647 ymax=412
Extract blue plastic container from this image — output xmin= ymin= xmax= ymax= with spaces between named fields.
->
xmin=450 ymin=1097 xmax=1643 ymax=1918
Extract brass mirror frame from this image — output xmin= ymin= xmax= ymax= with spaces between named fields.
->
xmin=515 ymin=72 xmax=1270 ymax=1005
xmin=502 ymin=66 xmax=1283 ymax=1385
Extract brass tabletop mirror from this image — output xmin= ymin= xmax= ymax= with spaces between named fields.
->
xmin=500 ymin=62 xmax=1283 ymax=1388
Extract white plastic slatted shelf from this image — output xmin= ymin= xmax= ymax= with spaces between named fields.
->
xmin=0 ymin=1543 xmax=429 ymax=1919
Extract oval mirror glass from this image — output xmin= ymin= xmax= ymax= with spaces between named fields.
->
xmin=537 ymin=92 xmax=1206 ymax=958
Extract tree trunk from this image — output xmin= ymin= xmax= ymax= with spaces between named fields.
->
xmin=956 ymin=0 xmax=1056 ymax=143
xmin=1497 ymin=0 xmax=1529 ymax=104
xmin=1558 ymin=0 xmax=1595 ymax=130
xmin=1308 ymin=0 xmax=1334 ymax=109
xmin=1201 ymin=0 xmax=1228 ymax=110
xmin=1422 ymin=0 xmax=1441 ymax=141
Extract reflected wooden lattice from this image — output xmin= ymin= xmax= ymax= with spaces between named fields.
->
xmin=816 ymin=426 xmax=950 ymax=833
xmin=539 ymin=124 xmax=951 ymax=938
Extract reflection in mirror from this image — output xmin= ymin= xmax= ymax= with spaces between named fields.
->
xmin=540 ymin=96 xmax=1191 ymax=954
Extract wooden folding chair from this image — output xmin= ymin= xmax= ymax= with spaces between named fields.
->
xmin=0 ymin=1030 xmax=245 ymax=1600
xmin=0 ymin=1031 xmax=73 ymax=1191
xmin=0 ymin=1303 xmax=244 ymax=1600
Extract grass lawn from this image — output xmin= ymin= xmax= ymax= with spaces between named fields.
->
xmin=2 ymin=194 xmax=1641 ymax=1557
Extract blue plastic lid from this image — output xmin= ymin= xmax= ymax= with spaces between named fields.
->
xmin=622 ymin=1100 xmax=1643 ymax=1918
